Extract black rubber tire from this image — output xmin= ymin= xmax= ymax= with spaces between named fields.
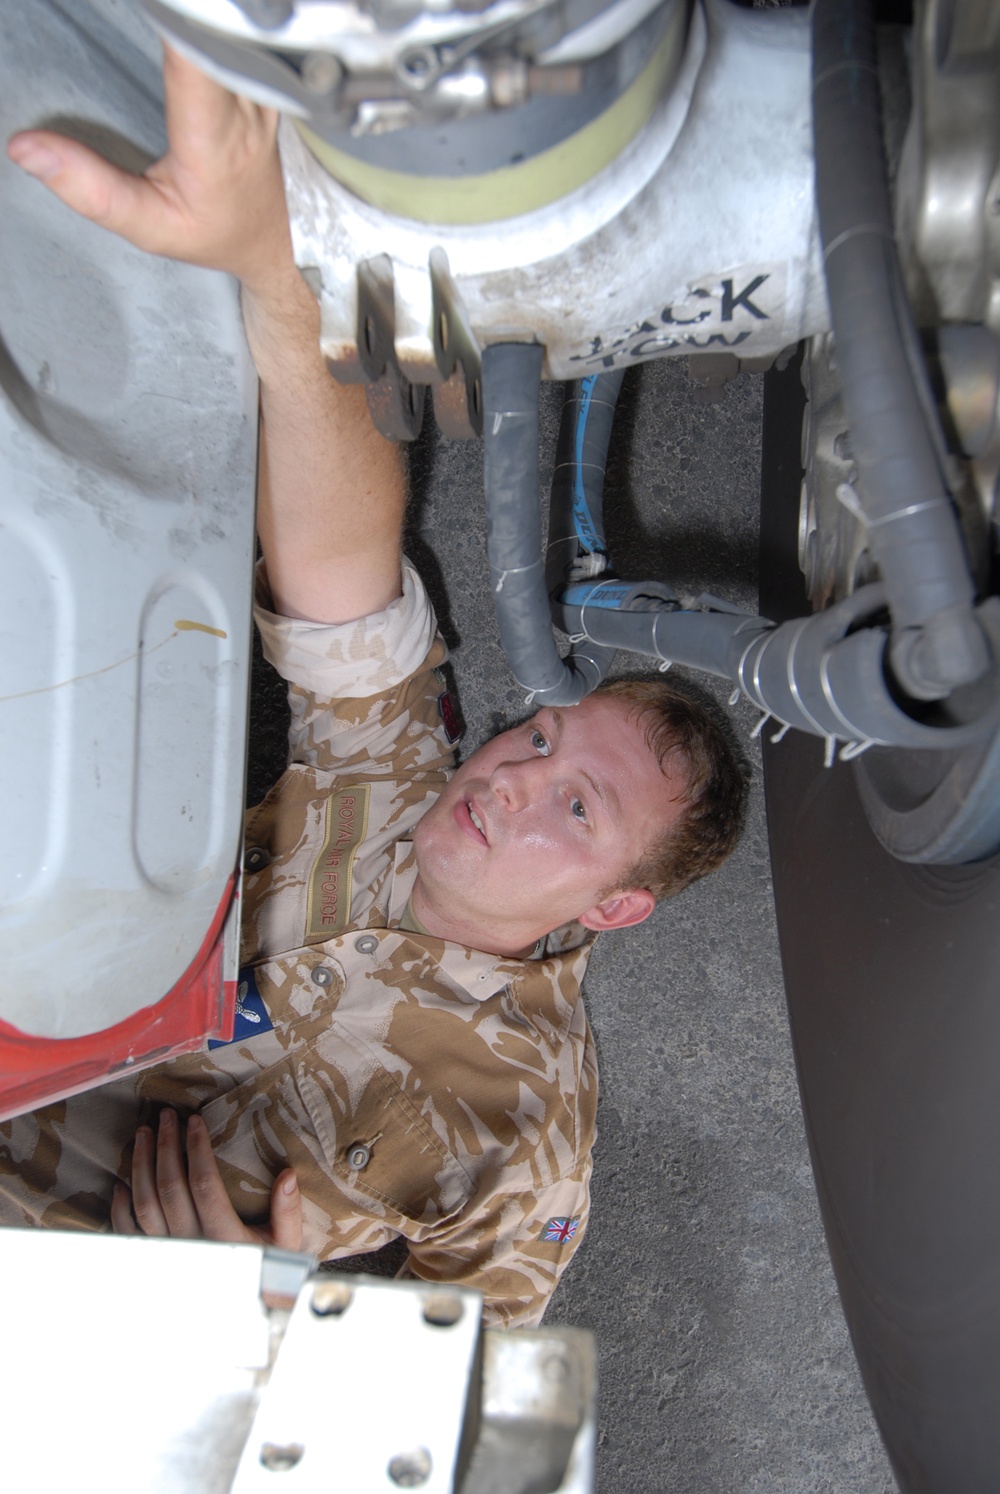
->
xmin=853 ymin=708 xmax=1000 ymax=863
xmin=760 ymin=351 xmax=1000 ymax=1493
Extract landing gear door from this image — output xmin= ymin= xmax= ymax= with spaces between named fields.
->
xmin=0 ymin=0 xmax=258 ymax=1117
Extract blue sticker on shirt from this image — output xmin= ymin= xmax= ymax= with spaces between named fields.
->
xmin=208 ymin=966 xmax=274 ymax=1048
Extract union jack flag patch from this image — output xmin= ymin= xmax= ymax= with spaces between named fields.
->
xmin=539 ymin=1216 xmax=580 ymax=1245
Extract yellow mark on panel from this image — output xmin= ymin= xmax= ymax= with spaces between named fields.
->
xmin=175 ymin=619 xmax=228 ymax=639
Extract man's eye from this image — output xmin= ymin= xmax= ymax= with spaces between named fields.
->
xmin=530 ymin=729 xmax=551 ymax=756
xmin=571 ymin=797 xmax=587 ymax=821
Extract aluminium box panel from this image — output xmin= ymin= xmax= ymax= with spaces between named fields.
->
xmin=0 ymin=0 xmax=258 ymax=1050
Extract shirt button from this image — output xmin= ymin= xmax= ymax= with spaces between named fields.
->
xmin=354 ymin=934 xmax=378 ymax=955
xmin=347 ymin=1143 xmax=371 ymax=1169
xmin=311 ymin=966 xmax=335 ymax=989
xmin=243 ymin=846 xmax=270 ymax=873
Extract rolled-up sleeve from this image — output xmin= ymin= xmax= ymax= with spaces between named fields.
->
xmin=252 ymin=559 xmax=455 ymax=778
xmin=254 ymin=559 xmax=439 ymax=700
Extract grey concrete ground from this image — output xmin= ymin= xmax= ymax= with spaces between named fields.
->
xmin=249 ymin=358 xmax=896 ymax=1492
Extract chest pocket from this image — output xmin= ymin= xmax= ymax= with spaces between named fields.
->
xmin=297 ymin=1020 xmax=474 ymax=1227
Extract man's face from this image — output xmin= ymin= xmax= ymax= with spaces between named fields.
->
xmin=412 ymin=694 xmax=688 ymax=954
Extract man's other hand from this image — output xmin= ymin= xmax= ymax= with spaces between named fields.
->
xmin=111 ymin=1107 xmax=302 ymax=1252
xmin=6 ymin=45 xmax=291 ymax=292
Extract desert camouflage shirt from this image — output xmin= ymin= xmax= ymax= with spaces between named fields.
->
xmin=0 ymin=563 xmax=598 ymax=1327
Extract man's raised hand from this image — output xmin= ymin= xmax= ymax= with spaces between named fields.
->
xmin=9 ymin=34 xmax=408 ymax=631
xmin=6 ymin=44 xmax=292 ymax=292
xmin=111 ymin=1107 xmax=303 ymax=1253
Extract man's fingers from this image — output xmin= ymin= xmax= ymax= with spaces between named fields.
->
xmin=122 ymin=1111 xmax=301 ymax=1249
xmin=269 ymin=1169 xmax=304 ymax=1252
xmin=8 ymin=41 xmax=287 ymax=285
xmin=129 ymin=1125 xmax=170 ymax=1236
xmin=6 ymin=131 xmax=175 ymax=253
xmin=187 ymin=1116 xmax=302 ymax=1250
xmin=153 ymin=1108 xmax=202 ymax=1237
xmin=185 ymin=1113 xmax=254 ymax=1242
xmin=110 ymin=1181 xmax=139 ymax=1235
xmin=160 ymin=41 xmax=248 ymax=154
xmin=6 ymin=136 xmax=63 ymax=181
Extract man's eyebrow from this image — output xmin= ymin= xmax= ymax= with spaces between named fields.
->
xmin=541 ymin=706 xmax=621 ymax=822
xmin=582 ymin=765 xmax=617 ymax=819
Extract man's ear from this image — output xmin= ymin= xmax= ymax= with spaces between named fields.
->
xmin=578 ymin=887 xmax=655 ymax=932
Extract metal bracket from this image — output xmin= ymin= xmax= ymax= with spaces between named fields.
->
xmin=0 ymin=1234 xmax=596 ymax=1493
xmin=430 ymin=247 xmax=483 ymax=439
xmin=357 ymin=256 xmax=427 ymax=439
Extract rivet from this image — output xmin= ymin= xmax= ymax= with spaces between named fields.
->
xmin=399 ymin=47 xmax=436 ymax=82
xmin=310 ymin=1279 xmax=354 ymax=1317
xmin=542 ymin=1350 xmax=571 ymax=1383
xmin=421 ymin=1291 xmax=463 ymax=1328
xmin=259 ymin=1442 xmax=304 ymax=1472
xmin=387 ymin=1447 xmax=432 ymax=1488
xmin=300 ymin=50 xmax=342 ymax=96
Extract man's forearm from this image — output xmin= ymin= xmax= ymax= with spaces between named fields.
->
xmin=244 ymin=267 xmax=407 ymax=625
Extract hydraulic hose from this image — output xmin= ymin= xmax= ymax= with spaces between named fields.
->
xmin=482 ymin=344 xmax=616 ymax=705
xmin=548 ymin=384 xmax=1000 ymax=749
xmin=546 ymin=371 xmax=625 ymax=595
xmin=480 ymin=335 xmax=998 ymax=754
xmin=811 ymin=0 xmax=989 ymax=698
xmin=557 ymin=582 xmax=1000 ymax=753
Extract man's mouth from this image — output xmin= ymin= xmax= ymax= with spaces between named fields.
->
xmin=456 ymin=796 xmax=489 ymax=846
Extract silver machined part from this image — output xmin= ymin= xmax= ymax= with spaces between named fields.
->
xmin=937 ymin=322 xmax=1000 ymax=556
xmin=300 ymin=47 xmax=344 ymax=92
xmin=149 ymin=0 xmax=663 ymax=68
xmin=799 ymin=319 xmax=997 ymax=622
xmin=271 ymin=0 xmax=827 ymax=438
xmin=889 ymin=0 xmax=1000 ymax=610
xmin=233 ymin=0 xmax=294 ymax=26
xmin=144 ymin=0 xmax=677 ymax=168
xmin=896 ymin=0 xmax=1000 ymax=335
xmin=939 ymin=324 xmax=1000 ymax=462
xmin=798 ymin=333 xmax=871 ymax=609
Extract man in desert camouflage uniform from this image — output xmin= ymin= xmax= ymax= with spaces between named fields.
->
xmin=1 ymin=50 xmax=744 ymax=1326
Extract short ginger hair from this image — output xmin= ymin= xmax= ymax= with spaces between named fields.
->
xmin=595 ymin=676 xmax=747 ymax=901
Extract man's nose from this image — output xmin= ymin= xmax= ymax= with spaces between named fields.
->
xmin=489 ymin=755 xmax=543 ymax=811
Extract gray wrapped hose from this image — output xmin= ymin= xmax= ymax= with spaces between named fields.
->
xmin=812 ymin=0 xmax=989 ymax=698
xmin=482 ymin=344 xmax=613 ymax=705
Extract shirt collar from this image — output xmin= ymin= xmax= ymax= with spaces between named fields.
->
xmin=386 ymin=841 xmax=595 ymax=1042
